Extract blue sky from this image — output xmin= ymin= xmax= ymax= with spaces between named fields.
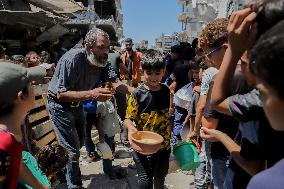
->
xmin=121 ymin=0 xmax=181 ymax=46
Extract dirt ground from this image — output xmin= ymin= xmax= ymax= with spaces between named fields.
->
xmin=57 ymin=134 xmax=194 ymax=189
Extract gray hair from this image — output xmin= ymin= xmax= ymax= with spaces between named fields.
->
xmin=84 ymin=27 xmax=110 ymax=46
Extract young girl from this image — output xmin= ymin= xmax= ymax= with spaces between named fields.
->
xmin=25 ymin=51 xmax=41 ymax=67
xmin=36 ymin=144 xmax=70 ymax=187
xmin=96 ymin=82 xmax=123 ymax=179
xmin=19 ymin=144 xmax=70 ymax=188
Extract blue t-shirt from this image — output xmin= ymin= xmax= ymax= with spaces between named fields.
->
xmin=247 ymin=159 xmax=284 ymax=189
xmin=48 ymin=48 xmax=117 ymax=99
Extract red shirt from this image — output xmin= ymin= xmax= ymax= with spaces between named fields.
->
xmin=120 ymin=51 xmax=142 ymax=86
xmin=0 ymin=130 xmax=23 ymax=189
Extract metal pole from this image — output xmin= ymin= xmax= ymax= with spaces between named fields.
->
xmin=101 ymin=1 xmax=102 ymax=18
xmin=88 ymin=0 xmax=94 ymax=10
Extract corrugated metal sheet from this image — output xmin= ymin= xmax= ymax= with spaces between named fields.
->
xmin=28 ymin=0 xmax=85 ymax=14
xmin=0 ymin=10 xmax=66 ymax=28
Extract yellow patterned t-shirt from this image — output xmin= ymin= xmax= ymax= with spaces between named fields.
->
xmin=125 ymin=84 xmax=171 ymax=150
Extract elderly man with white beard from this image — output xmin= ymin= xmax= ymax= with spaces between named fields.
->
xmin=47 ymin=28 xmax=132 ymax=189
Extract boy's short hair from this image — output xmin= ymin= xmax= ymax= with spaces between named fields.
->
xmin=125 ymin=38 xmax=133 ymax=44
xmin=11 ymin=55 xmax=25 ymax=65
xmin=191 ymin=63 xmax=200 ymax=71
xmin=249 ymin=0 xmax=284 ymax=38
xmin=249 ymin=20 xmax=284 ymax=99
xmin=0 ymin=62 xmax=46 ymax=116
xmin=191 ymin=38 xmax=199 ymax=49
xmin=199 ymin=18 xmax=229 ymax=49
xmin=141 ymin=49 xmax=165 ymax=71
xmin=170 ymin=45 xmax=182 ymax=55
xmin=36 ymin=144 xmax=70 ymax=176
xmin=182 ymin=46 xmax=196 ymax=61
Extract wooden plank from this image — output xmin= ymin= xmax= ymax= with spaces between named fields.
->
xmin=50 ymin=140 xmax=58 ymax=146
xmin=28 ymin=109 xmax=49 ymax=123
xmin=33 ymin=84 xmax=49 ymax=96
xmin=34 ymin=98 xmax=45 ymax=108
xmin=32 ymin=120 xmax=53 ymax=139
xmin=41 ymin=93 xmax=48 ymax=106
xmin=35 ymin=131 xmax=57 ymax=148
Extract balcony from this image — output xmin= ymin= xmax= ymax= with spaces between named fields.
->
xmin=116 ymin=27 xmax=123 ymax=39
xmin=94 ymin=0 xmax=116 ymax=19
xmin=95 ymin=15 xmax=117 ymax=41
xmin=116 ymin=11 xmax=123 ymax=27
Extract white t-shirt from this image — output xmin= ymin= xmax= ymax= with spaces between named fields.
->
xmin=96 ymin=100 xmax=121 ymax=137
xmin=200 ymin=67 xmax=218 ymax=96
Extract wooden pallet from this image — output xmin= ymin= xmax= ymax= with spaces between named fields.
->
xmin=27 ymin=84 xmax=58 ymax=149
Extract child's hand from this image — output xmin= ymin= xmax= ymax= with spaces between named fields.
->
xmin=169 ymin=107 xmax=174 ymax=116
xmin=227 ymin=8 xmax=257 ymax=58
xmin=200 ymin=127 xmax=223 ymax=142
xmin=192 ymin=86 xmax=201 ymax=95
xmin=128 ymin=127 xmax=138 ymax=145
xmin=182 ymin=119 xmax=189 ymax=127
xmin=187 ymin=131 xmax=197 ymax=141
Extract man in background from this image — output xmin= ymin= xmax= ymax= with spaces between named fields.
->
xmin=120 ymin=38 xmax=142 ymax=87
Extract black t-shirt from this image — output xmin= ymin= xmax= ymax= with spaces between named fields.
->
xmin=228 ymin=90 xmax=284 ymax=166
xmin=203 ymin=79 xmax=239 ymax=159
xmin=133 ymin=84 xmax=170 ymax=114
xmin=165 ymin=57 xmax=175 ymax=75
xmin=172 ymin=64 xmax=191 ymax=92
xmin=225 ymin=89 xmax=284 ymax=189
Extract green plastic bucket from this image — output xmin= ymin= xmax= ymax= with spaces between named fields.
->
xmin=173 ymin=141 xmax=200 ymax=171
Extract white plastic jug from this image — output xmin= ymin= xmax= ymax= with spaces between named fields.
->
xmin=174 ymin=83 xmax=192 ymax=110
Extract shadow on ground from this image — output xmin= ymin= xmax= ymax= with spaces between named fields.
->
xmin=115 ymin=149 xmax=133 ymax=159
xmin=85 ymin=167 xmax=139 ymax=189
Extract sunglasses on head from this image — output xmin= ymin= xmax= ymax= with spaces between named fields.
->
xmin=205 ymin=45 xmax=223 ymax=60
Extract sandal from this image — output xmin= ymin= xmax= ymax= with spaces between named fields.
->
xmin=87 ymin=151 xmax=101 ymax=162
xmin=112 ymin=151 xmax=119 ymax=159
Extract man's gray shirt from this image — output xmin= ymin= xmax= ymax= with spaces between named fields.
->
xmin=48 ymin=48 xmax=117 ymax=99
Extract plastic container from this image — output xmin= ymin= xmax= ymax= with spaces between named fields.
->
xmin=173 ymin=141 xmax=200 ymax=171
xmin=174 ymin=83 xmax=193 ymax=110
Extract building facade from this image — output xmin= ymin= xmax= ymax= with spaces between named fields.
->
xmin=71 ymin=0 xmax=124 ymax=43
xmin=135 ymin=40 xmax=149 ymax=50
xmin=155 ymin=33 xmax=179 ymax=52
xmin=178 ymin=0 xmax=220 ymax=42
xmin=178 ymin=0 xmax=250 ymax=42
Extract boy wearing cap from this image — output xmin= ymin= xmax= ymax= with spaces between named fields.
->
xmin=0 ymin=62 xmax=48 ymax=189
